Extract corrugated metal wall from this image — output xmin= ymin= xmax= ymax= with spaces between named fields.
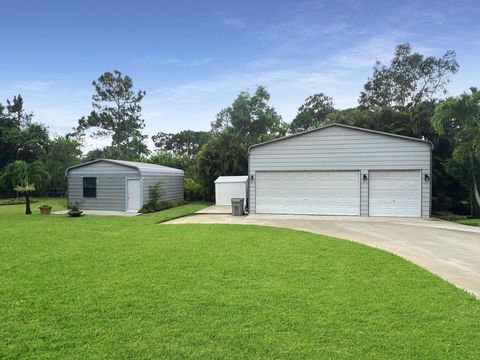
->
xmin=142 ymin=174 xmax=184 ymax=204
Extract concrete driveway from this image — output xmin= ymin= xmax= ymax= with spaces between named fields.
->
xmin=165 ymin=210 xmax=480 ymax=298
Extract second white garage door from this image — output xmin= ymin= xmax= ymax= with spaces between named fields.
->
xmin=256 ymin=171 xmax=360 ymax=215
xmin=369 ymin=170 xmax=421 ymax=217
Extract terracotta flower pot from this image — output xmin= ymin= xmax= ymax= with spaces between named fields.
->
xmin=39 ymin=206 xmax=52 ymax=215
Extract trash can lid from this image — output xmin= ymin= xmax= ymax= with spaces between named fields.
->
xmin=231 ymin=198 xmax=244 ymax=202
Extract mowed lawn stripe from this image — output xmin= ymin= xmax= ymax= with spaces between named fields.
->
xmin=0 ymin=200 xmax=479 ymax=359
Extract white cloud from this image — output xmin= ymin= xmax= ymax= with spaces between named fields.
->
xmin=151 ymin=67 xmax=346 ymax=104
xmin=211 ymin=11 xmax=248 ymax=29
xmin=132 ymin=57 xmax=212 ymax=67
xmin=134 ymin=57 xmax=181 ymax=65
xmin=332 ymin=33 xmax=447 ymax=69
xmin=14 ymin=81 xmax=54 ymax=93
xmin=331 ymin=34 xmax=401 ymax=69
xmin=219 ymin=17 xmax=248 ymax=29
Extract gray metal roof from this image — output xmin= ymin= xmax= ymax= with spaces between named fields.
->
xmin=66 ymin=159 xmax=184 ymax=176
xmin=249 ymin=123 xmax=433 ymax=152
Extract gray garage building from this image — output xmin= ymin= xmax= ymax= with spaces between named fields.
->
xmin=66 ymin=159 xmax=184 ymax=212
xmin=248 ymin=124 xmax=432 ymax=218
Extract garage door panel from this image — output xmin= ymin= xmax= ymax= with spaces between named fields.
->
xmin=369 ymin=170 xmax=421 ymax=217
xmin=256 ymin=171 xmax=360 ymax=215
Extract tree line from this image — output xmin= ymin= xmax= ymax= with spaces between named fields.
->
xmin=0 ymin=43 xmax=478 ymax=214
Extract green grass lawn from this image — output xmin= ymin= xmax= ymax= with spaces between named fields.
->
xmin=457 ymin=218 xmax=480 ymax=227
xmin=1 ymin=200 xmax=479 ymax=359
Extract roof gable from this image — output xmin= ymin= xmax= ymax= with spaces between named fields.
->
xmin=66 ymin=159 xmax=183 ymax=176
xmin=249 ymin=123 xmax=433 ymax=151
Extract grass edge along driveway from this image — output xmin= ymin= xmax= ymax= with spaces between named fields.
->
xmin=457 ymin=218 xmax=480 ymax=227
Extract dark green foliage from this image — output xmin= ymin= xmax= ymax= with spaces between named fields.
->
xmin=210 ymin=86 xmax=287 ymax=142
xmin=0 ymin=160 xmax=49 ymax=214
xmin=328 ymin=102 xmax=437 ymax=139
xmin=83 ymin=144 xmax=147 ymax=162
xmin=0 ymin=160 xmax=49 ymax=195
xmin=359 ymin=43 xmax=459 ymax=108
xmin=432 ymin=88 xmax=480 ymax=214
xmin=0 ymin=96 xmax=49 ymax=170
xmin=184 ymin=178 xmax=202 ymax=201
xmin=148 ymin=151 xmax=192 ymax=177
xmin=40 ymin=136 xmax=82 ymax=196
xmin=290 ymin=93 xmax=335 ymax=132
xmin=194 ymin=132 xmax=248 ymax=200
xmin=0 ymin=198 xmax=38 ymax=206
xmin=0 ymin=96 xmax=75 ymax=197
xmin=139 ymin=200 xmax=180 ymax=214
xmin=152 ymin=130 xmax=211 ymax=158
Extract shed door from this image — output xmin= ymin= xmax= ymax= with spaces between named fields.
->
xmin=127 ymin=179 xmax=141 ymax=211
xmin=256 ymin=171 xmax=360 ymax=215
xmin=369 ymin=170 xmax=421 ymax=217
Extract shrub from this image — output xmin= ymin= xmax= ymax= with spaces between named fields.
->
xmin=68 ymin=201 xmax=82 ymax=211
xmin=138 ymin=183 xmax=183 ymax=213
xmin=149 ymin=183 xmax=165 ymax=205
xmin=67 ymin=200 xmax=83 ymax=217
xmin=184 ymin=178 xmax=202 ymax=201
xmin=139 ymin=200 xmax=181 ymax=214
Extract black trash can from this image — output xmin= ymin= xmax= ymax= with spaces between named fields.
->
xmin=231 ymin=198 xmax=244 ymax=216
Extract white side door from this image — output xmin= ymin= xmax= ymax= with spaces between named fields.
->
xmin=369 ymin=170 xmax=421 ymax=217
xmin=127 ymin=179 xmax=141 ymax=212
xmin=256 ymin=171 xmax=360 ymax=215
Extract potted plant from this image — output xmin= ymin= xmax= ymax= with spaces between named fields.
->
xmin=67 ymin=201 xmax=83 ymax=217
xmin=39 ymin=204 xmax=52 ymax=215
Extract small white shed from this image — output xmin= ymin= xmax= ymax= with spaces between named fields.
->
xmin=215 ymin=176 xmax=248 ymax=206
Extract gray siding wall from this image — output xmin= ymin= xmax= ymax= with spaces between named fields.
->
xmin=249 ymin=126 xmax=431 ymax=218
xmin=68 ymin=162 xmax=139 ymax=211
xmin=142 ymin=174 xmax=184 ymax=204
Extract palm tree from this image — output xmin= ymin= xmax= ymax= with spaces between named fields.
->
xmin=194 ymin=132 xmax=248 ymax=199
xmin=432 ymin=87 xmax=480 ymax=212
xmin=0 ymin=160 xmax=49 ymax=214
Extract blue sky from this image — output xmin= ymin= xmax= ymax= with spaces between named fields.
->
xmin=1 ymin=0 xmax=479 ymax=146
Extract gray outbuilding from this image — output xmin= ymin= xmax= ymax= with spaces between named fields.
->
xmin=248 ymin=124 xmax=432 ymax=218
xmin=66 ymin=159 xmax=184 ymax=212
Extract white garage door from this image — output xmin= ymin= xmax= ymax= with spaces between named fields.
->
xmin=369 ymin=170 xmax=421 ymax=217
xmin=256 ymin=171 xmax=360 ymax=215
